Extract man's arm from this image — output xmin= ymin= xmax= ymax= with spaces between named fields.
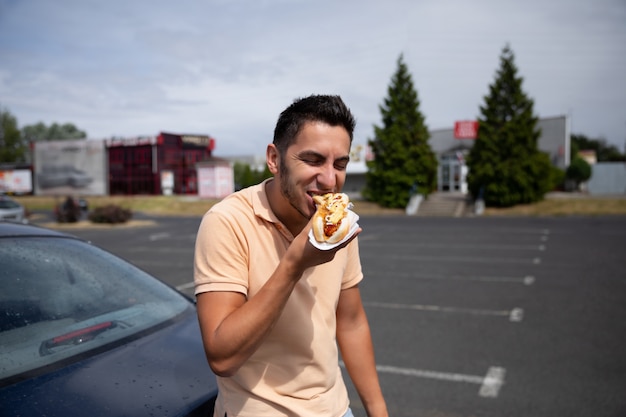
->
xmin=196 ymin=255 xmax=300 ymax=377
xmin=336 ymin=286 xmax=389 ymax=417
xmin=196 ymin=219 xmax=360 ymax=377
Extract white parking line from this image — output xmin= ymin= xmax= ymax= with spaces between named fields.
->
xmin=364 ymin=301 xmax=524 ymax=322
xmin=126 ymin=246 xmax=191 ymax=254
xmin=149 ymin=232 xmax=170 ymax=241
xmin=133 ymin=259 xmax=190 ymax=268
xmin=341 ymin=362 xmax=506 ymax=398
xmin=381 ymin=254 xmax=540 ymax=264
xmin=366 ymin=271 xmax=536 ymax=285
xmin=509 ymin=307 xmax=524 ymax=322
xmin=478 ymin=367 xmax=507 ymax=397
xmin=363 ymin=241 xmax=548 ymax=251
xmin=176 ymin=281 xmax=195 ymax=291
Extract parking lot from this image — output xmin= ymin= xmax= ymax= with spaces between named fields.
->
xmin=65 ymin=214 xmax=626 ymax=417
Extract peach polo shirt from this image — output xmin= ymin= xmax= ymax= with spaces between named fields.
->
xmin=194 ymin=179 xmax=363 ymax=417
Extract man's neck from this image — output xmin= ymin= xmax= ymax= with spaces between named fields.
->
xmin=265 ymin=179 xmax=307 ymax=237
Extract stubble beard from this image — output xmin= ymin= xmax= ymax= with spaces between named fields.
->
xmin=279 ymin=160 xmax=311 ymax=220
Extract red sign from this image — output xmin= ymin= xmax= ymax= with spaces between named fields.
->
xmin=454 ymin=120 xmax=478 ymax=139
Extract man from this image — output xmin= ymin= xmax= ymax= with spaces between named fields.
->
xmin=194 ymin=95 xmax=388 ymax=417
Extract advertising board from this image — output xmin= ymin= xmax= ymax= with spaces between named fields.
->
xmin=34 ymin=139 xmax=107 ymax=195
xmin=0 ymin=169 xmax=32 ymax=194
xmin=454 ymin=120 xmax=479 ymax=139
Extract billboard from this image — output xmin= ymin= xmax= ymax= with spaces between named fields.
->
xmin=34 ymin=139 xmax=107 ymax=195
xmin=0 ymin=169 xmax=33 ymax=194
xmin=454 ymin=121 xmax=479 ymax=139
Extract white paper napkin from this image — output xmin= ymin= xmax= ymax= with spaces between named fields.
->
xmin=308 ymin=210 xmax=360 ymax=250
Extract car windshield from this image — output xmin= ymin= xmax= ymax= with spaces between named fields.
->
xmin=0 ymin=236 xmax=191 ymax=381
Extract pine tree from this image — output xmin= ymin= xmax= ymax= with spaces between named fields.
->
xmin=363 ymin=54 xmax=437 ymax=208
xmin=467 ymin=45 xmax=553 ymax=207
xmin=0 ymin=108 xmax=27 ymax=163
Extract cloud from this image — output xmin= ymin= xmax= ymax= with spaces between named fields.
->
xmin=1 ymin=0 xmax=624 ymax=156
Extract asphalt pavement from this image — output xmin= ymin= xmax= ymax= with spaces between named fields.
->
xmin=49 ymin=214 xmax=626 ymax=417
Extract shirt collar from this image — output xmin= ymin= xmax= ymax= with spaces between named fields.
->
xmin=252 ymin=178 xmax=279 ymax=224
xmin=251 ymin=178 xmax=295 ymax=241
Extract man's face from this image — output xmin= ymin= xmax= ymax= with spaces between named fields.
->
xmin=276 ymin=121 xmax=351 ymax=220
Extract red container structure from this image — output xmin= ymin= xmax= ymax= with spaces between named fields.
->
xmin=106 ymin=132 xmax=215 ymax=195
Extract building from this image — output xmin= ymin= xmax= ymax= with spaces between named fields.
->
xmin=343 ymin=115 xmax=571 ymax=198
xmin=196 ymin=157 xmax=235 ymax=199
xmin=106 ymin=133 xmax=215 ymax=195
xmin=587 ymin=162 xmax=626 ymax=195
xmin=29 ymin=116 xmax=573 ymax=199
xmin=343 ymin=144 xmax=371 ymax=199
xmin=431 ymin=115 xmax=570 ymax=193
xmin=33 ymin=132 xmax=216 ymax=196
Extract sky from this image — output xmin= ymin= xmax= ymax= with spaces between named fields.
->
xmin=1 ymin=0 xmax=625 ymax=157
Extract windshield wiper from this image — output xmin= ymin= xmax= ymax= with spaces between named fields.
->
xmin=39 ymin=321 xmax=118 ymax=356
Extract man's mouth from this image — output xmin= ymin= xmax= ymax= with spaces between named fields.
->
xmin=307 ymin=190 xmax=333 ymax=198
xmin=306 ymin=192 xmax=321 ymax=211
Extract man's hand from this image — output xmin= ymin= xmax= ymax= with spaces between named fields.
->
xmin=284 ymin=217 xmax=361 ymax=276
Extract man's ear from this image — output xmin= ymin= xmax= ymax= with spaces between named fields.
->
xmin=266 ymin=144 xmax=279 ymax=175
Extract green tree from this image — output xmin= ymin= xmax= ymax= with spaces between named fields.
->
xmin=0 ymin=108 xmax=27 ymax=163
xmin=467 ymin=45 xmax=553 ymax=207
xmin=570 ymin=133 xmax=625 ymax=162
xmin=363 ymin=54 xmax=437 ymax=208
xmin=233 ymin=161 xmax=272 ymax=190
xmin=565 ymin=156 xmax=592 ymax=189
xmin=22 ymin=122 xmax=87 ymax=141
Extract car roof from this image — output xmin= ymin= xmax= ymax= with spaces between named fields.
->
xmin=0 ymin=222 xmax=77 ymax=239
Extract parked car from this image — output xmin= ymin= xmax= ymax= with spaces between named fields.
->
xmin=0 ymin=195 xmax=28 ymax=224
xmin=0 ymin=222 xmax=217 ymax=416
xmin=37 ymin=165 xmax=93 ymax=189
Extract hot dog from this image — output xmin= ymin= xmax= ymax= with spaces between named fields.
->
xmin=312 ymin=193 xmax=352 ymax=244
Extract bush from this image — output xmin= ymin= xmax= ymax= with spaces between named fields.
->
xmin=565 ymin=157 xmax=592 ymax=189
xmin=88 ymin=204 xmax=132 ymax=224
xmin=549 ymin=166 xmax=566 ymax=191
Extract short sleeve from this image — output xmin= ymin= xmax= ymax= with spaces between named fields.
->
xmin=341 ymin=237 xmax=363 ymax=290
xmin=194 ymin=208 xmax=250 ymax=296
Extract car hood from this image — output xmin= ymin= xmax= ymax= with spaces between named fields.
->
xmin=0 ymin=310 xmax=217 ymax=417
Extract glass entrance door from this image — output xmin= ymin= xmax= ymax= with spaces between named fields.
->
xmin=438 ymin=153 xmax=468 ymax=193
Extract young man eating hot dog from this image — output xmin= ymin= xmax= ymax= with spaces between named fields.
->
xmin=194 ymin=94 xmax=389 ymax=417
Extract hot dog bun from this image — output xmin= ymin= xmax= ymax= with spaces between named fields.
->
xmin=312 ymin=193 xmax=352 ymax=244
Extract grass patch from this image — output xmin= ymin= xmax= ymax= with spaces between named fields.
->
xmin=13 ymin=193 xmax=626 ymax=217
xmin=14 ymin=195 xmax=220 ymax=217
xmin=484 ymin=196 xmax=626 ymax=216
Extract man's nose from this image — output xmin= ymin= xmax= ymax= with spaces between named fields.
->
xmin=317 ymin=164 xmax=337 ymax=191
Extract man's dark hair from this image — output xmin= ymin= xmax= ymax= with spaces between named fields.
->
xmin=273 ymin=95 xmax=356 ymax=156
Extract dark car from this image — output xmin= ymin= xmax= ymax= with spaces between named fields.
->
xmin=0 ymin=222 xmax=217 ymax=416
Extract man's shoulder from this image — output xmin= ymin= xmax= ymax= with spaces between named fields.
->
xmin=209 ymin=182 xmax=266 ymax=217
xmin=210 ymin=190 xmax=251 ymax=213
